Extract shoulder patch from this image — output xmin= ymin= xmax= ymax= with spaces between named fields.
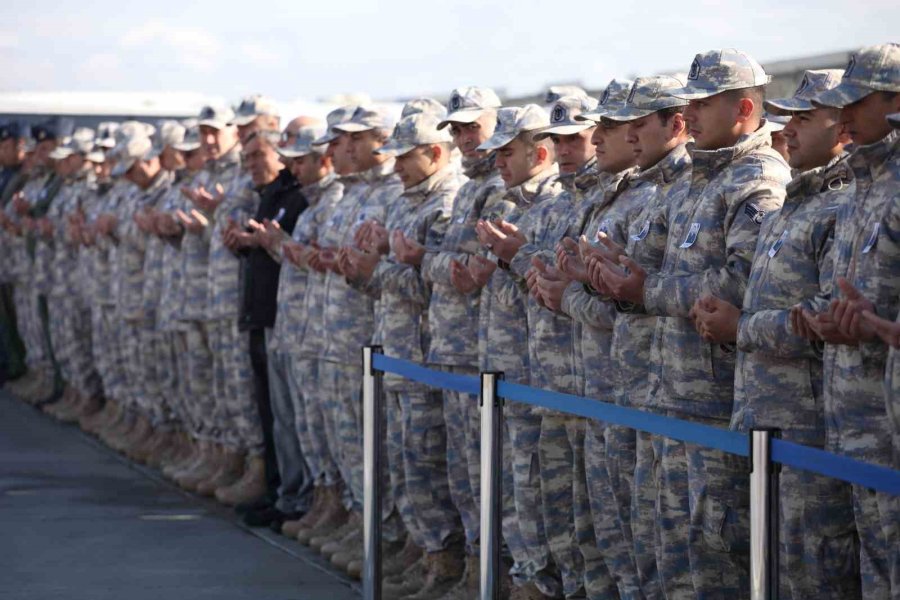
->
xmin=744 ymin=202 xmax=766 ymax=224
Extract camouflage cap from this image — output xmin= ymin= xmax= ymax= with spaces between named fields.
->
xmin=670 ymin=48 xmax=770 ymax=100
xmin=48 ymin=127 xmax=96 ymax=160
xmin=147 ymin=120 xmax=187 ymax=158
xmin=172 ymin=126 xmax=202 ymax=153
xmin=477 ymin=104 xmax=549 ymax=151
xmin=313 ymin=105 xmax=359 ymax=145
xmin=533 ymin=95 xmax=599 ymax=140
xmin=889 ymin=112 xmax=900 ymax=129
xmin=94 ymin=121 xmax=120 ymax=149
xmin=437 ymin=86 xmax=502 ymax=130
xmin=401 ymin=97 xmax=447 ymax=119
xmin=0 ymin=121 xmax=26 ymax=141
xmin=375 ymin=113 xmax=453 ymax=157
xmin=111 ymin=134 xmax=153 ymax=177
xmin=85 ymin=149 xmax=107 ymax=164
xmin=229 ymin=94 xmax=280 ymax=126
xmin=544 ymin=85 xmax=588 ymax=104
xmin=576 ymin=79 xmax=634 ymax=122
xmin=277 ymin=124 xmax=328 ymax=159
xmin=764 ymin=69 xmax=844 ymax=115
xmin=333 ymin=104 xmax=396 ymax=134
xmin=197 ymin=105 xmax=235 ymax=130
xmin=115 ymin=121 xmax=156 ymax=144
xmin=604 ymin=75 xmax=689 ymax=122
xmin=812 ymin=44 xmax=900 ymax=108
xmin=763 ymin=112 xmax=790 ymax=132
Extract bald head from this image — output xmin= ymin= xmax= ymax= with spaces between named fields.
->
xmin=281 ymin=115 xmax=322 ymax=148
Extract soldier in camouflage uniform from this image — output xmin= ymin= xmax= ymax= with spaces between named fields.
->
xmin=690 ymin=69 xmax=864 ymax=600
xmin=344 ymin=112 xmax=465 ymax=597
xmin=309 ymin=105 xmax=400 ymax=556
xmin=470 ymin=104 xmax=566 ymax=599
xmin=595 ymin=50 xmax=790 ymax=599
xmin=0 ymin=121 xmax=28 ymax=384
xmin=798 ymin=43 xmax=900 ymax=599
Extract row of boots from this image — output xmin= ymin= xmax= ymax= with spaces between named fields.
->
xmin=6 ymin=370 xmax=268 ymax=509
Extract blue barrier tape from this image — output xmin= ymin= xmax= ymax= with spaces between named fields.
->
xmin=771 ymin=439 xmax=900 ymax=496
xmin=497 ymin=381 xmax=748 ymax=457
xmin=373 ymin=353 xmax=900 ymax=492
xmin=372 ymin=354 xmax=481 ymax=396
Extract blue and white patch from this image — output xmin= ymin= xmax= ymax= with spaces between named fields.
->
xmin=630 ymin=219 xmax=650 ymax=241
xmin=768 ymin=230 xmax=788 ymax=258
xmin=679 ymin=222 xmax=701 ymax=248
xmin=551 ymin=105 xmax=566 ymax=123
xmin=861 ymin=222 xmax=879 ymax=254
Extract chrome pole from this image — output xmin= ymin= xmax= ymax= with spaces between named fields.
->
xmin=749 ymin=428 xmax=778 ymax=600
xmin=479 ymin=372 xmax=503 ymax=600
xmin=362 ymin=346 xmax=384 ymax=600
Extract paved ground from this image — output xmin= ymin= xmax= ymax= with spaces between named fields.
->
xmin=0 ymin=393 xmax=360 ymax=600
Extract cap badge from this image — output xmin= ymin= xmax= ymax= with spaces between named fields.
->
xmin=688 ymin=58 xmax=701 ymax=81
xmin=449 ymin=93 xmax=462 ymax=111
xmin=600 ymin=88 xmax=610 ymax=106
xmin=626 ymin=84 xmax=638 ymax=105
xmin=551 ymin=105 xmax=566 ymax=123
xmin=795 ymin=74 xmax=810 ymax=96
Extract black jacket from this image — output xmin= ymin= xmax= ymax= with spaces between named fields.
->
xmin=239 ymin=169 xmax=307 ymax=331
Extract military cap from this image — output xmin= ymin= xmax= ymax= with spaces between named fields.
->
xmin=277 ymin=124 xmax=328 ymax=159
xmin=85 ymin=149 xmax=108 ymax=164
xmin=332 ymin=104 xmax=396 ymax=134
xmin=229 ymin=94 xmax=280 ymax=127
xmin=603 ymin=75 xmax=689 ymax=122
xmin=763 ymin=112 xmax=790 ymax=132
xmin=764 ymin=69 xmax=844 ymax=115
xmin=111 ymin=134 xmax=153 ymax=177
xmin=670 ymin=48 xmax=770 ymax=100
xmin=889 ymin=112 xmax=900 ymax=129
xmin=313 ymin=105 xmax=359 ymax=145
xmin=576 ymin=79 xmax=634 ymax=122
xmin=812 ymin=43 xmax=900 ymax=108
xmin=173 ymin=126 xmax=202 ymax=153
xmin=94 ymin=122 xmax=120 ymax=149
xmin=533 ymin=95 xmax=599 ymax=140
xmin=31 ymin=117 xmax=65 ymax=143
xmin=477 ymin=105 xmax=549 ymax=151
xmin=437 ymin=86 xmax=502 ymax=130
xmin=401 ymin=97 xmax=447 ymax=119
xmin=544 ymin=85 xmax=588 ymax=104
xmin=197 ymin=105 xmax=234 ymax=130
xmin=147 ymin=120 xmax=187 ymax=158
xmin=375 ymin=113 xmax=453 ymax=157
xmin=48 ymin=127 xmax=95 ymax=160
xmin=116 ymin=121 xmax=156 ymax=143
xmin=0 ymin=121 xmax=26 ymax=141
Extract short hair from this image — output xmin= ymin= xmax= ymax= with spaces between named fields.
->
xmin=724 ymin=85 xmax=766 ymax=118
xmin=655 ymin=105 xmax=686 ymax=125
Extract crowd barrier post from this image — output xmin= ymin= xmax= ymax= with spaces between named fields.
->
xmin=479 ymin=371 xmax=504 ymax=600
xmin=362 ymin=345 xmax=384 ymax=600
xmin=749 ymin=428 xmax=780 ymax=600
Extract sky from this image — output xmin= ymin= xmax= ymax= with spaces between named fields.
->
xmin=0 ymin=0 xmax=896 ymax=104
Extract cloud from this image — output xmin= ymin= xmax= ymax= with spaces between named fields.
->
xmin=120 ymin=20 xmax=221 ymax=72
xmin=238 ymin=42 xmax=281 ymax=65
xmin=0 ymin=31 xmax=19 ymax=50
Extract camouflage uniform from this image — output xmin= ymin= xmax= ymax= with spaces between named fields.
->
xmin=423 ymin=151 xmax=504 ymax=556
xmin=642 ymin=116 xmax=789 ymax=597
xmin=813 ymin=44 xmax=900 ymax=600
xmin=319 ymin=158 xmax=401 ymax=513
xmin=205 ymin=148 xmax=260 ymax=453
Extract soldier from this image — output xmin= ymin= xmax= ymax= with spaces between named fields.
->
xmin=343 ymin=112 xmax=464 ymax=596
xmin=0 ymin=121 xmax=28 ymax=385
xmin=264 ymin=124 xmax=344 ymax=542
xmin=307 ymin=105 xmax=400 ymax=561
xmin=798 ymin=43 xmax=900 ymax=599
xmin=690 ymin=69 xmax=863 ymax=599
xmin=468 ymin=104 xmax=564 ymax=599
xmin=593 ymin=49 xmax=790 ymax=598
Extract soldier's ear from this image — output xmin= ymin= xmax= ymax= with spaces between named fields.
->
xmin=836 ymin=121 xmax=853 ymax=146
xmin=735 ymin=97 xmax=755 ymax=122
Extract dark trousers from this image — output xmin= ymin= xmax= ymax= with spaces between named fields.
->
xmin=249 ymin=327 xmax=280 ymax=499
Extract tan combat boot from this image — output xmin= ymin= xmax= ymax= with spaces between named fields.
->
xmin=296 ymin=485 xmax=349 ymax=545
xmin=435 ymin=553 xmax=479 ymax=600
xmin=42 ymin=386 xmax=76 ymax=418
xmin=122 ymin=414 xmax=154 ymax=459
xmin=195 ymin=448 xmax=244 ymax=497
xmin=403 ymin=544 xmax=466 ymax=600
xmin=164 ymin=436 xmax=203 ymax=480
xmin=175 ymin=441 xmax=219 ymax=490
xmin=214 ymin=454 xmax=267 ymax=506
xmin=381 ymin=554 xmax=427 ymax=598
xmin=383 ymin=535 xmax=422 ymax=578
xmin=83 ymin=398 xmax=118 ymax=435
xmin=314 ymin=510 xmax=361 ymax=555
xmin=282 ymin=486 xmax=323 ymax=537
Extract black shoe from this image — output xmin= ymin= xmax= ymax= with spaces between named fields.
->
xmin=235 ymin=494 xmax=275 ymax=515
xmin=242 ymin=506 xmax=287 ymax=528
xmin=267 ymin=510 xmax=304 ymax=533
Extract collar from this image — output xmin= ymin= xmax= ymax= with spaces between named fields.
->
xmin=401 ymin=165 xmax=456 ymax=205
xmin=688 ymin=124 xmax=775 ymax=175
xmin=505 ymin=164 xmax=560 ymax=207
xmin=848 ymin=129 xmax=900 ymax=182
xmin=786 ymin=152 xmax=852 ymax=201
xmin=558 ymin=156 xmax=601 ymax=194
xmin=359 ymin=158 xmax=396 ymax=185
xmin=462 ymin=152 xmax=496 ymax=179
xmin=636 ymin=143 xmax=692 ymax=186
xmin=301 ymin=171 xmax=338 ymax=204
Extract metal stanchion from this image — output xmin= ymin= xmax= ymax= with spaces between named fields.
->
xmin=479 ymin=372 xmax=503 ymax=600
xmin=362 ymin=346 xmax=384 ymax=600
xmin=749 ymin=428 xmax=779 ymax=600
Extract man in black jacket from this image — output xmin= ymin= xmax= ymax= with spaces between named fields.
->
xmin=227 ymin=130 xmax=308 ymax=526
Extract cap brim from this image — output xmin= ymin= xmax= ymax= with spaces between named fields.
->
xmin=85 ymin=151 xmax=106 ymax=163
xmin=602 ymin=106 xmax=656 ymax=122
xmin=48 ymin=148 xmax=73 ymax=160
xmin=437 ymin=108 xmax=486 ymax=130
xmin=532 ymin=123 xmax=593 ymax=140
xmin=477 ymin=131 xmax=517 ymax=151
xmin=275 ymin=147 xmax=308 ymax=159
xmin=670 ymin=85 xmax=720 ymax=100
xmin=374 ymin=141 xmax=416 ymax=157
xmin=766 ymin=120 xmax=786 ymax=132
xmin=333 ymin=123 xmax=375 ymax=133
xmin=228 ymin=114 xmax=258 ymax=127
xmin=173 ymin=142 xmax=201 ymax=152
xmin=198 ymin=119 xmax=228 ymax=130
xmin=888 ymin=113 xmax=900 ymax=129
xmin=111 ymin=159 xmax=134 ymax=177
xmin=811 ymin=82 xmax=873 ymax=109
xmin=763 ymin=97 xmax=814 ymax=116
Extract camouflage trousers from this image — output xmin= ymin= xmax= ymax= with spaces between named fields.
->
xmin=313 ymin=358 xmax=345 ymax=490
xmin=207 ymin=319 xmax=260 ymax=453
xmin=385 ymin=387 xmax=424 ymax=548
xmin=286 ymin=355 xmax=340 ymax=487
xmin=173 ymin=321 xmax=215 ymax=441
xmin=320 ymin=359 xmax=364 ymax=512
xmin=14 ymin=282 xmax=52 ymax=373
xmin=659 ymin=411 xmax=750 ymax=600
xmin=541 ymin=413 xmax=618 ymax=599
xmin=49 ymin=295 xmax=101 ymax=399
xmin=91 ymin=307 xmax=124 ymax=402
xmin=585 ymin=420 xmax=642 ymax=600
xmin=504 ymin=402 xmax=554 ymax=592
xmin=631 ymin=430 xmax=665 ymax=600
xmin=395 ymin=387 xmax=462 ymax=551
xmin=438 ymin=364 xmax=481 ymax=555
xmin=138 ymin=327 xmax=170 ymax=428
xmin=157 ymin=331 xmax=183 ymax=428
xmin=118 ymin=319 xmax=146 ymax=414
